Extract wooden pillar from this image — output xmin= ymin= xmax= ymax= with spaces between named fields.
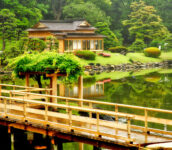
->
xmin=78 ymin=76 xmax=83 ymax=107
xmin=59 ymin=84 xmax=65 ymax=96
xmin=52 ymin=74 xmax=57 ymax=103
xmin=0 ymin=85 xmax=1 ymax=97
xmin=25 ymin=73 xmax=30 ymax=87
xmin=79 ymin=143 xmax=84 ymax=150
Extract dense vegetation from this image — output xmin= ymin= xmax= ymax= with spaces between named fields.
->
xmin=8 ymin=52 xmax=84 ymax=83
xmin=0 ymin=0 xmax=172 ymax=64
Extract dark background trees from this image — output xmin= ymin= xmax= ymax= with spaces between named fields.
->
xmin=0 ymin=0 xmax=172 ymax=50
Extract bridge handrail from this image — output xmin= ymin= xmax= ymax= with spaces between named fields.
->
xmin=9 ymin=90 xmax=172 ymax=114
xmin=0 ymin=84 xmax=52 ymax=91
xmin=0 ymin=95 xmax=135 ymax=143
xmin=0 ymin=96 xmax=134 ymax=118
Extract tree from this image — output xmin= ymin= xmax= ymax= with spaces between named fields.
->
xmin=165 ymin=34 xmax=172 ymax=51
xmin=62 ymin=2 xmax=110 ymax=25
xmin=95 ymin=22 xmax=119 ymax=49
xmin=0 ymin=9 xmax=17 ymax=51
xmin=123 ymin=1 xmax=169 ymax=45
xmin=0 ymin=0 xmax=42 ymax=30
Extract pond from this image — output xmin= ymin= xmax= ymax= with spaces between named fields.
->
xmin=0 ymin=67 xmax=172 ymax=150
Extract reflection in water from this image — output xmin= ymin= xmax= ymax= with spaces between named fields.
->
xmin=63 ymin=82 xmax=104 ymax=98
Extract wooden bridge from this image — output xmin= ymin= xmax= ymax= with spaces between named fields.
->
xmin=0 ymin=84 xmax=172 ymax=149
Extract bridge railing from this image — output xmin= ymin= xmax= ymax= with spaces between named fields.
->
xmin=7 ymin=90 xmax=172 ymax=140
xmin=0 ymin=84 xmax=52 ymax=95
xmin=0 ymin=95 xmax=134 ymax=143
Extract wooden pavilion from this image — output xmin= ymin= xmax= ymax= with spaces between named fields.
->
xmin=27 ymin=19 xmax=105 ymax=53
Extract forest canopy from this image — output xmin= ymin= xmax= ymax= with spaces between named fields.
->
xmin=0 ymin=0 xmax=171 ymax=50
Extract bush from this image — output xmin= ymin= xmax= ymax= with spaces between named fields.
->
xmin=130 ymin=39 xmax=146 ymax=52
xmin=108 ymin=46 xmax=128 ymax=55
xmin=144 ymin=47 xmax=161 ymax=58
xmin=75 ymin=50 xmax=96 ymax=60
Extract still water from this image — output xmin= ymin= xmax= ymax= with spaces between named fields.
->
xmin=0 ymin=68 xmax=172 ymax=150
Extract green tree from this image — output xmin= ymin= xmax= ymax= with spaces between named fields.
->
xmin=165 ymin=34 xmax=172 ymax=51
xmin=0 ymin=9 xmax=17 ymax=51
xmin=129 ymin=39 xmax=146 ymax=52
xmin=63 ymin=2 xmax=110 ymax=25
xmin=0 ymin=0 xmax=42 ymax=30
xmin=123 ymin=1 xmax=169 ymax=45
xmin=95 ymin=22 xmax=119 ymax=50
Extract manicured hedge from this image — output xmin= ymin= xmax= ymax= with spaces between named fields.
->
xmin=75 ymin=50 xmax=96 ymax=60
xmin=108 ymin=46 xmax=128 ymax=55
xmin=144 ymin=47 xmax=161 ymax=58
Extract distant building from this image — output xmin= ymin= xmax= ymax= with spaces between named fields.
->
xmin=27 ymin=19 xmax=105 ymax=53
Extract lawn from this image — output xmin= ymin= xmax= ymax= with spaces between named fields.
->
xmin=80 ymin=52 xmax=131 ymax=65
xmin=79 ymin=52 xmax=172 ymax=66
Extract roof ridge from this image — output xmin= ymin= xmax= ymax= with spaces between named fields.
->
xmin=40 ymin=19 xmax=85 ymax=23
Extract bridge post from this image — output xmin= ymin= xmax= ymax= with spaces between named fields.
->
xmin=48 ymin=73 xmax=57 ymax=104
xmin=79 ymin=143 xmax=84 ymax=150
xmin=78 ymin=76 xmax=83 ymax=107
xmin=0 ymin=85 xmax=1 ymax=97
xmin=25 ymin=73 xmax=30 ymax=87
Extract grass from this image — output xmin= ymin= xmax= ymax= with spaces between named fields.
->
xmin=79 ymin=52 xmax=131 ymax=65
xmin=127 ymin=53 xmax=161 ymax=63
xmin=160 ymin=52 xmax=172 ymax=60
xmin=79 ymin=51 xmax=172 ymax=66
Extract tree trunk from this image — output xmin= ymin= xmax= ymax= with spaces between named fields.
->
xmin=51 ymin=0 xmax=64 ymax=20
xmin=34 ymin=75 xmax=42 ymax=94
xmin=2 ymin=36 xmax=6 ymax=51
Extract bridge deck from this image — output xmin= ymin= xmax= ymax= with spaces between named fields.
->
xmin=0 ymin=84 xmax=172 ymax=149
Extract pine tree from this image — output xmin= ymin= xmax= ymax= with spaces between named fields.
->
xmin=0 ymin=9 xmax=17 ymax=51
xmin=123 ymin=0 xmax=169 ymax=46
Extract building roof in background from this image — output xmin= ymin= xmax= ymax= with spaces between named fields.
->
xmin=27 ymin=20 xmax=96 ymax=32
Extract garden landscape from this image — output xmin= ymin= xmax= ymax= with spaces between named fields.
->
xmin=0 ymin=0 xmax=172 ymax=150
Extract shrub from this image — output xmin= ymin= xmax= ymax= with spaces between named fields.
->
xmin=130 ymin=39 xmax=146 ymax=52
xmin=28 ymin=38 xmax=46 ymax=52
xmin=144 ymin=47 xmax=161 ymax=58
xmin=75 ymin=50 xmax=96 ymax=60
xmin=108 ymin=46 xmax=128 ymax=54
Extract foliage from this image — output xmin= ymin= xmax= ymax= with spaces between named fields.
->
xmin=83 ymin=76 xmax=96 ymax=87
xmin=0 ymin=0 xmax=42 ymax=30
xmin=164 ymin=34 xmax=172 ymax=52
xmin=18 ymin=38 xmax=46 ymax=52
xmin=8 ymin=52 xmax=84 ymax=83
xmin=46 ymin=36 xmax=59 ymax=51
xmin=129 ymin=39 xmax=146 ymax=52
xmin=144 ymin=47 xmax=161 ymax=58
xmin=0 ymin=9 xmax=17 ymax=50
xmin=74 ymin=50 xmax=96 ymax=60
xmin=150 ymin=40 xmax=161 ymax=47
xmin=95 ymin=22 xmax=119 ymax=50
xmin=108 ymin=46 xmax=128 ymax=54
xmin=63 ymin=2 xmax=110 ymax=26
xmin=27 ymin=38 xmax=46 ymax=52
xmin=122 ymin=1 xmax=169 ymax=45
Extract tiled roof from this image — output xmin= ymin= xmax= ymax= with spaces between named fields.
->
xmin=27 ymin=20 xmax=96 ymax=31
